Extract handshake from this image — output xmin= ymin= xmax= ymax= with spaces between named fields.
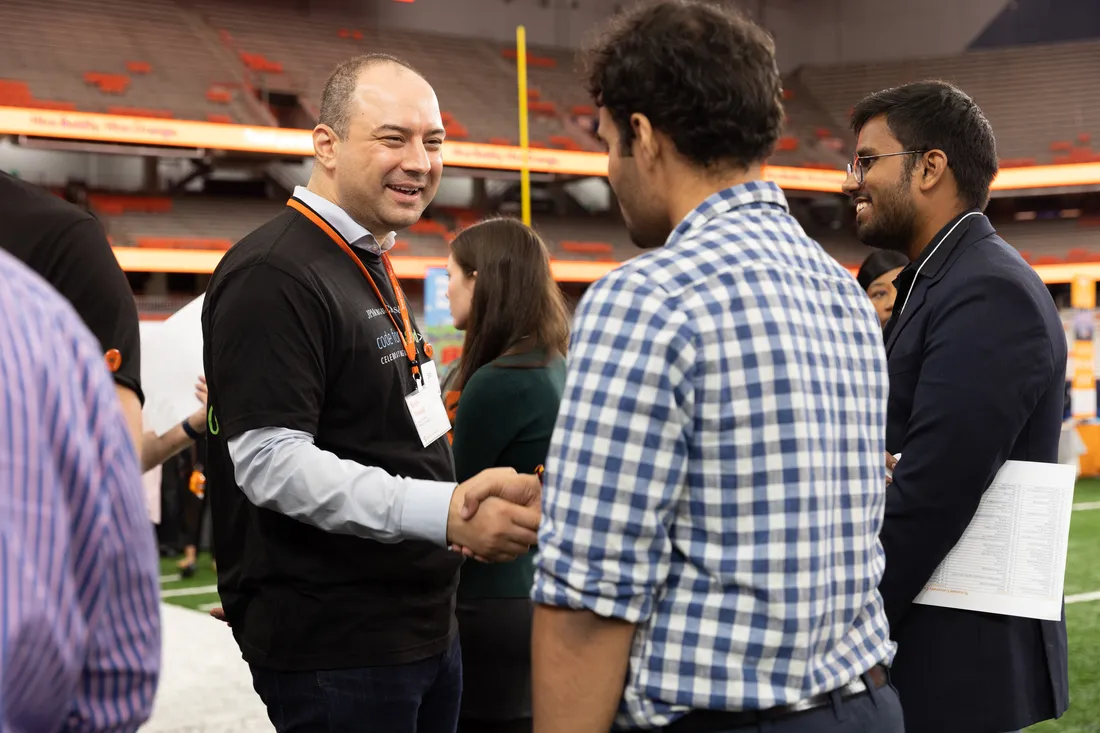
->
xmin=445 ymin=467 xmax=543 ymax=563
xmin=209 ymin=467 xmax=544 ymax=627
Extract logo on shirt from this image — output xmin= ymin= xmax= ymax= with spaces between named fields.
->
xmin=207 ymin=406 xmax=220 ymax=435
xmin=365 ymin=305 xmax=402 ymax=320
xmin=104 ymin=349 xmax=122 ymax=373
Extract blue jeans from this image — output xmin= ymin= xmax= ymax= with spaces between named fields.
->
xmin=249 ymin=635 xmax=463 ymax=733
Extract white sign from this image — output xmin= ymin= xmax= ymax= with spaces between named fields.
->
xmin=140 ymin=295 xmax=206 ymax=437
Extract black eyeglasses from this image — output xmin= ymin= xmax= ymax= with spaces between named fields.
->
xmin=846 ymin=151 xmax=927 ymax=185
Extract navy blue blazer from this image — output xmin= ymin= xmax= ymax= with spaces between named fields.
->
xmin=880 ymin=212 xmax=1069 ymax=733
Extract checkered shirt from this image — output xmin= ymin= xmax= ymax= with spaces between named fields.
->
xmin=532 ymin=181 xmax=897 ymax=730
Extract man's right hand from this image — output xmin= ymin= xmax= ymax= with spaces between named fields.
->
xmin=885 ymin=452 xmax=899 ymax=485
xmin=460 ymin=467 xmax=542 ymax=517
xmin=446 ymin=468 xmax=540 ymax=563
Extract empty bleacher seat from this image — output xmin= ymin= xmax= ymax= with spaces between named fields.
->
xmin=107 ymin=105 xmax=174 ymax=118
xmin=206 ymin=87 xmax=233 ymax=103
xmin=0 ymin=78 xmax=76 ymax=110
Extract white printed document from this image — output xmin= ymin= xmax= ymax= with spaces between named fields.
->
xmin=912 ymin=460 xmax=1076 ymax=621
xmin=140 ymin=294 xmax=206 ymax=437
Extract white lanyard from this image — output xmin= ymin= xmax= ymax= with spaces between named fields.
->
xmin=897 ymin=211 xmax=981 ymax=316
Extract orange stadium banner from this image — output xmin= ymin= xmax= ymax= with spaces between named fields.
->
xmin=4 ymin=105 xmax=1100 ymax=191
xmin=114 ymin=246 xmax=1100 ymax=287
xmin=992 ymin=162 xmax=1100 ymax=191
xmin=5 ymin=105 xmax=1096 ymax=192
xmin=0 ymin=105 xmax=852 ymax=189
xmin=0 ymin=104 xmax=616 ymax=172
xmin=111 ymin=248 xmax=621 ymax=283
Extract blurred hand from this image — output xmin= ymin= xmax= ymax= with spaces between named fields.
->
xmin=446 ymin=480 xmax=539 ymax=563
xmin=209 ymin=607 xmax=229 ymax=626
xmin=186 ymin=376 xmax=209 ymax=435
xmin=459 ymin=467 xmax=542 ymax=519
xmin=885 ymin=452 xmax=898 ymax=485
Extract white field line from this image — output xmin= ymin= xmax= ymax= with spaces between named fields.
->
xmin=1065 ymin=590 xmax=1100 ymax=605
xmin=160 ymin=584 xmax=220 ymax=599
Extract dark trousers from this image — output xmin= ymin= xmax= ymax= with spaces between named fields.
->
xmin=752 ymin=683 xmax=904 ymax=733
xmin=249 ymin=635 xmax=463 ymax=733
xmin=661 ymin=674 xmax=904 ymax=733
xmin=456 ymin=597 xmax=533 ymax=728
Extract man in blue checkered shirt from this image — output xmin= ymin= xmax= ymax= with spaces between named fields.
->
xmin=528 ymin=3 xmax=901 ymax=732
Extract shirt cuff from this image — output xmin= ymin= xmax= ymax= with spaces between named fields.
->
xmin=399 ymin=479 xmax=457 ymax=547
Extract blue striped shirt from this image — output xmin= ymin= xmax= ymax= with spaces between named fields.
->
xmin=0 ymin=249 xmax=160 ymax=731
xmin=532 ymin=181 xmax=896 ymax=729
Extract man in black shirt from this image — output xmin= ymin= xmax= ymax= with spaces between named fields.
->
xmin=0 ymin=171 xmax=210 ymax=475
xmin=202 ymin=54 xmax=541 ymax=733
xmin=0 ymin=171 xmax=145 ymax=448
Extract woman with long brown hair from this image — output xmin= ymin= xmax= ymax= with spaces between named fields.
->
xmin=445 ymin=217 xmax=570 ymax=733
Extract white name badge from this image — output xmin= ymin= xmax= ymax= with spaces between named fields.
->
xmin=405 ymin=362 xmax=450 ymax=447
xmin=420 ymin=360 xmax=443 ymax=396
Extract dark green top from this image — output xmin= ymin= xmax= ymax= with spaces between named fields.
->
xmin=452 ymin=348 xmax=566 ymax=599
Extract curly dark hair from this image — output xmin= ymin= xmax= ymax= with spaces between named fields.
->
xmin=584 ymin=0 xmax=783 ymax=170
xmin=851 ymin=81 xmax=999 ymax=210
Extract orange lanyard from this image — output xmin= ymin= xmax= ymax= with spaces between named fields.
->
xmin=287 ymin=198 xmax=424 ymax=381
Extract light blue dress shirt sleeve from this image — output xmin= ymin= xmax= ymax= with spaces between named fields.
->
xmin=228 ymin=427 xmax=455 ymax=546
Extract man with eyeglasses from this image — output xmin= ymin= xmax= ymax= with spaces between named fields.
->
xmin=843 ymin=80 xmax=1068 ymax=733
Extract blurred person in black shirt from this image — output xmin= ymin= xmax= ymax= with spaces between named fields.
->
xmin=0 ymin=171 xmax=211 ymax=477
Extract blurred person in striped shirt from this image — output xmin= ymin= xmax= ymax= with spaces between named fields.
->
xmin=0 ymin=248 xmax=161 ymax=731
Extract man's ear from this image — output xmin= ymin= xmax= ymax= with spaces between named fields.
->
xmin=313 ymin=124 xmax=339 ymax=171
xmin=917 ymin=149 xmax=950 ymax=193
xmin=630 ymin=113 xmax=660 ymax=169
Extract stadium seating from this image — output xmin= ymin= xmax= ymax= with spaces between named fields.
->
xmin=0 ymin=0 xmax=267 ymax=125
xmin=997 ymin=218 xmax=1100 ymax=262
xmin=192 ymin=0 xmax=596 ymax=151
xmin=192 ymin=0 xmax=848 ymax=165
xmin=3 ymin=0 xmax=1099 ymax=171
xmin=796 ymin=39 xmax=1100 ymax=165
xmin=7 ymin=0 xmax=1100 ymax=276
xmin=95 ymin=195 xmax=453 ymax=257
xmin=133 ymin=292 xmax=202 ymax=317
xmin=0 ymin=0 xmax=847 ymax=165
xmin=97 ymin=196 xmax=281 ymax=247
xmin=88 ymin=192 xmax=1100 ymax=271
xmin=91 ymin=193 xmax=628 ymax=261
xmin=776 ymin=75 xmax=854 ymax=169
